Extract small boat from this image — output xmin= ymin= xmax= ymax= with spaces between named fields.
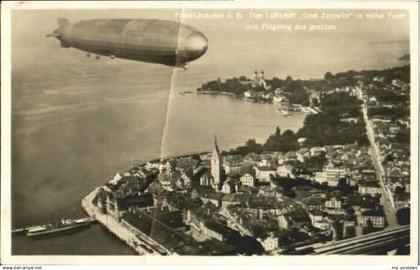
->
xmin=301 ymin=106 xmax=319 ymax=114
xmin=179 ymin=90 xmax=193 ymax=95
xmin=277 ymin=108 xmax=292 ymax=116
xmin=273 ymin=96 xmax=284 ymax=103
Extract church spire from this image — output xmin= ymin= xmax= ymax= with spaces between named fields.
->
xmin=211 ymin=134 xmax=222 ymax=186
xmin=214 ymin=135 xmax=220 ymax=153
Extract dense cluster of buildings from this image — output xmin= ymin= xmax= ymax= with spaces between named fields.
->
xmin=86 ymin=70 xmax=410 ymax=255
xmin=90 ymin=126 xmax=399 ymax=254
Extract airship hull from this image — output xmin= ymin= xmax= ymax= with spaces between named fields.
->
xmin=52 ymin=18 xmax=208 ymax=66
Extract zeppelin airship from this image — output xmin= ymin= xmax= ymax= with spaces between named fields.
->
xmin=47 ymin=18 xmax=208 ymax=68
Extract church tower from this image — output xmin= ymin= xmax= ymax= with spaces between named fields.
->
xmin=211 ymin=135 xmax=222 ymax=186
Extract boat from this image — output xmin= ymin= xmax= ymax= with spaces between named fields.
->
xmin=277 ymin=108 xmax=292 ymax=116
xmin=11 ymin=228 xmax=26 ymax=235
xmin=179 ymin=90 xmax=193 ymax=95
xmin=273 ymin=96 xmax=284 ymax=103
xmin=301 ymin=106 xmax=319 ymax=114
xmin=26 ymin=217 xmax=96 ymax=237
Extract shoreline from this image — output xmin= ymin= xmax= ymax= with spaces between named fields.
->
xmin=79 ymin=67 xmax=410 ymax=255
xmin=196 ymin=90 xmax=237 ymax=97
xmin=196 ymin=89 xmax=319 ymax=110
xmin=81 ymin=151 xmax=212 ymax=256
xmin=82 ymin=188 xmax=159 ymax=255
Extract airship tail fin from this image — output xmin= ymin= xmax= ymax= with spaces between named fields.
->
xmin=57 ymin=18 xmax=70 ymax=30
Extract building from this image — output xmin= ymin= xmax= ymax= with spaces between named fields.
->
xmin=308 ymin=210 xmax=332 ymax=230
xmin=254 ymin=166 xmax=277 ymax=182
xmin=310 ymin=146 xmax=326 ymax=156
xmin=312 ymin=219 xmax=331 ymax=231
xmin=277 ymin=214 xmax=292 ymax=230
xmin=240 ymin=173 xmax=255 ymax=187
xmin=314 ymin=171 xmax=328 ymax=185
xmin=200 ymin=192 xmax=222 ymax=207
xmin=244 ymin=89 xmax=257 ymax=99
xmin=276 ymin=163 xmax=294 ymax=178
xmin=200 ymin=221 xmax=225 ymax=241
xmin=200 ymin=220 xmax=239 ymax=242
xmin=315 ymin=160 xmax=347 ymax=187
xmin=105 ymin=192 xmax=154 ymax=220
xmin=343 ymin=220 xmax=356 ymax=239
xmin=251 ymin=70 xmax=267 ymax=90
xmin=258 ymin=233 xmax=279 ymax=251
xmin=358 ymin=209 xmax=386 ymax=229
xmin=297 ymin=137 xmax=307 ymax=145
xmin=325 ymin=197 xmax=342 ymax=210
xmin=258 ymin=186 xmax=282 ymax=197
xmin=308 ymin=210 xmax=324 ymax=224
xmin=211 ymin=136 xmax=223 ymax=186
xmin=200 ymin=170 xmax=214 ymax=186
xmin=223 ymin=155 xmax=243 ymax=174
xmin=243 ymin=199 xmax=287 ymax=219
xmin=221 ymin=180 xmax=235 ymax=194
xmin=358 ymin=181 xmax=382 ymax=196
xmin=258 ymin=155 xmax=276 ymax=167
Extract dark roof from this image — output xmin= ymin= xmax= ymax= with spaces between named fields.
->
xmin=359 ymin=181 xmax=380 ymax=188
xmin=204 ymin=220 xmax=237 ymax=238
xmin=116 ymin=192 xmax=154 ymax=210
xmin=308 ymin=210 xmax=325 ymax=216
xmin=362 ymin=209 xmax=384 ymax=217
xmin=395 ymin=192 xmax=410 ymax=202
xmin=256 ymin=166 xmax=276 ymax=171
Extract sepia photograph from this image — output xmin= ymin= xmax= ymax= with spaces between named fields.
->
xmin=1 ymin=0 xmax=418 ymax=266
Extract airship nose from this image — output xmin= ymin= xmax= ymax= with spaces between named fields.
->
xmin=185 ymin=32 xmax=208 ymax=52
xmin=182 ymin=32 xmax=208 ymax=60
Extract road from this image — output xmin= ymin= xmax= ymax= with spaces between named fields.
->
xmin=356 ymin=86 xmax=398 ymax=227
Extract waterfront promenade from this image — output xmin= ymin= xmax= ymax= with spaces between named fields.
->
xmin=81 ymin=188 xmax=169 ymax=255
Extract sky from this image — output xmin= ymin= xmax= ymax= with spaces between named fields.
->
xmin=11 ymin=8 xmax=410 ymax=79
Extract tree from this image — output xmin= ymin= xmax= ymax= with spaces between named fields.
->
xmin=275 ymin=126 xmax=281 ymax=136
xmin=396 ymin=208 xmax=410 ymax=225
xmin=357 ymin=134 xmax=370 ymax=146
xmin=324 ymin=72 xmax=334 ymax=80
xmin=343 ymin=225 xmax=355 ymax=239
xmin=337 ymin=178 xmax=353 ymax=195
xmin=363 ymin=219 xmax=374 ymax=234
xmin=263 ymin=128 xmax=299 ymax=152
xmin=191 ymin=154 xmax=201 ymax=162
xmin=393 ymin=186 xmax=404 ymax=195
xmin=312 ymin=97 xmax=320 ymax=107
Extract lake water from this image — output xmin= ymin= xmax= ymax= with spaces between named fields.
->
xmin=11 ymin=47 xmax=308 ymax=254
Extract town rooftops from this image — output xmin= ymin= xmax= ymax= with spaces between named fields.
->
xmin=224 ymin=155 xmax=244 ymax=164
xmin=115 ymin=192 xmax=154 ymax=211
xmin=362 ymin=208 xmax=385 ymax=217
xmin=244 ymin=198 xmax=284 ymax=209
xmin=201 ymin=191 xmax=223 ymax=201
xmin=255 ymin=165 xmax=276 ymax=171
xmin=204 ymin=220 xmax=236 ymax=238
xmin=308 ymin=209 xmax=325 ymax=217
xmin=359 ymin=181 xmax=380 ymax=187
